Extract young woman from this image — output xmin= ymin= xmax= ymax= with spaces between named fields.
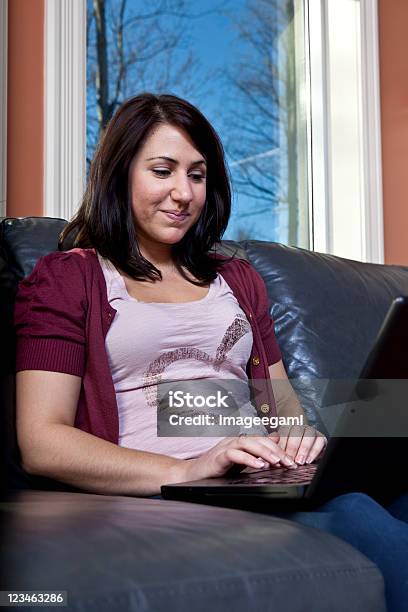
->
xmin=15 ymin=93 xmax=407 ymax=611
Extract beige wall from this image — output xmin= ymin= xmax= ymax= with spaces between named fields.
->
xmin=7 ymin=0 xmax=44 ymax=218
xmin=5 ymin=1 xmax=408 ymax=264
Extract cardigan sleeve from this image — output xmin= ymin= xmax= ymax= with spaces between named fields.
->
xmin=249 ymin=264 xmax=282 ymax=366
xmin=14 ymin=252 xmax=87 ymax=377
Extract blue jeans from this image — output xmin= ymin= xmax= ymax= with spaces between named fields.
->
xmin=278 ymin=492 xmax=408 ymax=612
xmin=154 ymin=491 xmax=408 ymax=611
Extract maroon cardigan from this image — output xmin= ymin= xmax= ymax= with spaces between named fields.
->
xmin=14 ymin=248 xmax=282 ymax=442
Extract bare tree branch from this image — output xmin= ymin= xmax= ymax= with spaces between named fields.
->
xmin=87 ymin=0 xmax=219 ymax=155
xmin=218 ymin=0 xmax=301 ymax=243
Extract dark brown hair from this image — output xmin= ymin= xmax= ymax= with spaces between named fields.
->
xmin=58 ymin=92 xmax=232 ymax=284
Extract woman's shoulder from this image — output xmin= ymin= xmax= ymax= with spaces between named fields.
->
xmin=32 ymin=247 xmax=99 ymax=278
xmin=15 ymin=250 xmax=95 ymax=325
xmin=211 ymin=252 xmax=263 ymax=285
xmin=211 ymin=251 xmax=271 ymax=316
xmin=38 ymin=247 xmax=97 ymax=265
xmin=18 ymin=249 xmax=101 ymax=307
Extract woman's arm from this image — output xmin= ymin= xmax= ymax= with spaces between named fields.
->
xmin=16 ymin=370 xmax=189 ymax=497
xmin=268 ymin=360 xmax=307 ymax=422
xmin=268 ymin=360 xmax=327 ymax=464
xmin=17 ymin=370 xmax=296 ymax=496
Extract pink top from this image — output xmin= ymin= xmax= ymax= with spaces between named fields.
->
xmin=15 ymin=249 xmax=281 ymax=445
xmin=98 ymin=253 xmax=265 ymax=459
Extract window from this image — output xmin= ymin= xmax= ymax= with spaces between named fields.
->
xmin=86 ymin=0 xmax=310 ymax=247
xmin=308 ymin=0 xmax=383 ymax=262
xmin=45 ymin=0 xmax=383 ymax=261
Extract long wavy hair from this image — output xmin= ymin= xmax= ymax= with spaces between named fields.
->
xmin=58 ymin=92 xmax=233 ymax=285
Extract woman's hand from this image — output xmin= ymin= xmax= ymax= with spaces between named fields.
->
xmin=269 ymin=425 xmax=328 ymax=465
xmin=182 ymin=435 xmax=298 ymax=483
xmin=267 ymin=360 xmax=328 ymax=465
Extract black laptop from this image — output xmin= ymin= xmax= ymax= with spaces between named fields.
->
xmin=162 ymin=297 xmax=408 ymax=511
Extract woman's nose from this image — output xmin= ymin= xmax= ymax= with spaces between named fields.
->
xmin=171 ymin=173 xmax=193 ymax=204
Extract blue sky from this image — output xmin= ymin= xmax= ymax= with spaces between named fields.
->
xmin=87 ymin=0 xmax=293 ymax=243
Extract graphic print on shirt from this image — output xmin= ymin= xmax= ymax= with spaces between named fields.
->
xmin=142 ymin=313 xmax=251 ymax=409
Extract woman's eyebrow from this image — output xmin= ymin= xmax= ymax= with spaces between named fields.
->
xmin=145 ymin=155 xmax=206 ymax=166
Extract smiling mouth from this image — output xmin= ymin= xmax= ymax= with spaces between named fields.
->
xmin=161 ymin=211 xmax=190 ymax=222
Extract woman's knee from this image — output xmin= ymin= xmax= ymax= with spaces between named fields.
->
xmin=322 ymin=491 xmax=382 ymax=513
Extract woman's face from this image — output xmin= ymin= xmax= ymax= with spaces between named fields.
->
xmin=129 ymin=123 xmax=207 ymax=248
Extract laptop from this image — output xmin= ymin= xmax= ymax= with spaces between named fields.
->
xmin=162 ymin=296 xmax=408 ymax=511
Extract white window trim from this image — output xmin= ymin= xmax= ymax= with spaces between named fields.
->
xmin=0 ymin=0 xmax=7 ymax=218
xmin=360 ymin=0 xmax=384 ymax=264
xmin=44 ymin=0 xmax=86 ymax=221
xmin=308 ymin=0 xmax=384 ymax=263
xmin=306 ymin=0 xmax=330 ymax=254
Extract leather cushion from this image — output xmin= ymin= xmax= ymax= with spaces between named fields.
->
xmin=1 ymin=491 xmax=386 ymax=612
xmin=242 ymin=241 xmax=408 ymax=428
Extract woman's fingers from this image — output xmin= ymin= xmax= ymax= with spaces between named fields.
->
xmin=271 ymin=426 xmax=328 ymax=465
xmin=268 ymin=430 xmax=280 ymax=443
xmin=216 ymin=431 xmax=328 ymax=475
xmin=236 ymin=436 xmax=296 ymax=467
xmin=273 ymin=425 xmax=291 ymax=454
xmin=304 ymin=434 xmax=328 ymax=464
xmin=291 ymin=427 xmax=327 ymax=464
xmin=224 ymin=447 xmax=282 ymax=470
xmin=224 ymin=448 xmax=274 ymax=469
xmin=282 ymin=425 xmax=305 ymax=460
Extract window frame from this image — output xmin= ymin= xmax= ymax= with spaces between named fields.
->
xmin=307 ymin=0 xmax=384 ymax=263
xmin=44 ymin=0 xmax=384 ymax=263
xmin=44 ymin=0 xmax=87 ymax=221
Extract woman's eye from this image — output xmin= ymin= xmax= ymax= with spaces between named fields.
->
xmin=152 ymin=169 xmax=205 ymax=181
xmin=153 ymin=169 xmax=171 ymax=177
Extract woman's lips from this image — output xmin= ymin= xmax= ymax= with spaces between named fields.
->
xmin=161 ymin=211 xmax=190 ymax=222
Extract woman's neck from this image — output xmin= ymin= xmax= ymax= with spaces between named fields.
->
xmin=137 ymin=239 xmax=176 ymax=274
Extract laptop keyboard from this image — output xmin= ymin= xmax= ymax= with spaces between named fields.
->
xmin=230 ymin=463 xmax=318 ymax=485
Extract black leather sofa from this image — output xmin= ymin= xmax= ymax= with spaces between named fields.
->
xmin=2 ymin=216 xmax=408 ymax=611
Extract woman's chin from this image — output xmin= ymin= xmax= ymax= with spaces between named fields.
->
xmin=154 ymin=228 xmax=190 ymax=244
